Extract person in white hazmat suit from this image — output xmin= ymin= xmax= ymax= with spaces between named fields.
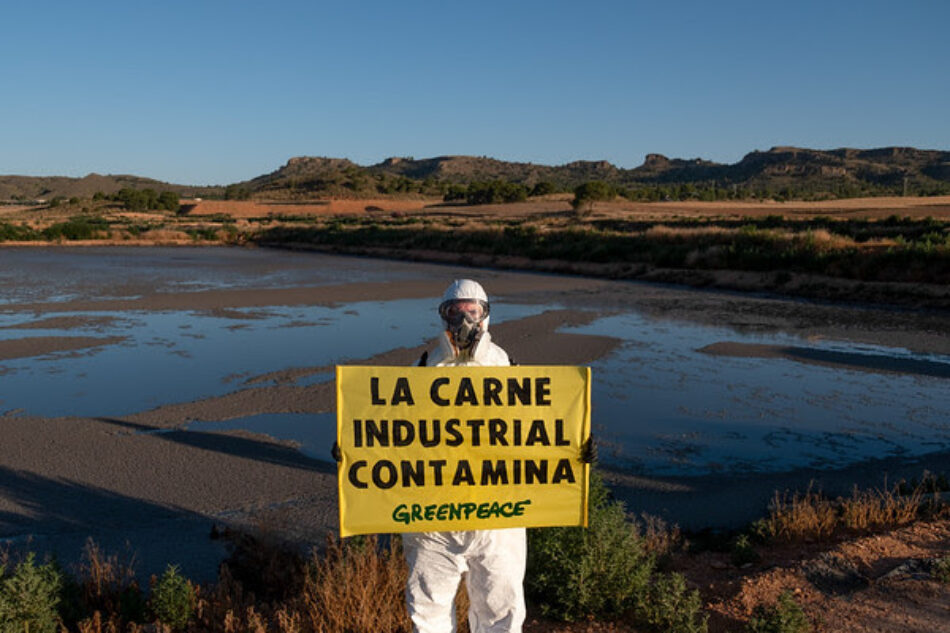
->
xmin=404 ymin=278 xmax=526 ymax=633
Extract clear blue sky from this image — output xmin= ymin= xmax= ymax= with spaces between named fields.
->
xmin=2 ymin=0 xmax=948 ymax=185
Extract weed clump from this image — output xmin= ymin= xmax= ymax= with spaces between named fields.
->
xmin=0 ymin=553 xmax=63 ymax=633
xmin=150 ymin=565 xmax=194 ymax=631
xmin=932 ymin=555 xmax=950 ymax=584
xmin=730 ymin=534 xmax=760 ymax=567
xmin=641 ymin=572 xmax=707 ymax=633
xmin=746 ymin=590 xmax=810 ymax=633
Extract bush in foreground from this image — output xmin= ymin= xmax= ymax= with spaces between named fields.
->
xmin=526 ymin=472 xmax=706 ymax=632
xmin=746 ymin=591 xmax=810 ymax=633
xmin=0 ymin=553 xmax=63 ymax=633
xmin=150 ymin=565 xmax=194 ymax=631
xmin=933 ymin=555 xmax=950 ymax=584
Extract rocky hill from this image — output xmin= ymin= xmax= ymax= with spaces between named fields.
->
xmin=242 ymin=146 xmax=950 ymax=198
xmin=0 ymin=173 xmax=216 ymax=202
xmin=4 ymin=146 xmax=949 ymax=201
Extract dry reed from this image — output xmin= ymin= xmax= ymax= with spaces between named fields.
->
xmin=301 ymin=535 xmax=411 ymax=633
xmin=761 ymin=479 xmax=934 ymax=542
xmin=763 ymin=485 xmax=838 ymax=542
xmin=78 ymin=538 xmax=140 ymax=615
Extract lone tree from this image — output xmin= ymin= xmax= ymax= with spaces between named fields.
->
xmin=572 ymin=181 xmax=614 ymax=217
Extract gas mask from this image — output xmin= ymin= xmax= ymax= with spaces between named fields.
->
xmin=439 ymin=298 xmax=489 ymax=353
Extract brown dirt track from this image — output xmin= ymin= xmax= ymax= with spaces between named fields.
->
xmin=178 ymin=194 xmax=950 ymax=222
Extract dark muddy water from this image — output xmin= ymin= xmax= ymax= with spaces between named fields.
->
xmin=1 ymin=247 xmax=948 ymax=476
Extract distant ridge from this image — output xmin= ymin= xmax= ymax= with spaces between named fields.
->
xmin=3 ymin=146 xmax=949 ymax=200
xmin=0 ymin=173 xmax=216 ymax=202
xmin=242 ymin=146 xmax=950 ymax=196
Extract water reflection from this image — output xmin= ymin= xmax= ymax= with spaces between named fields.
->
xmin=565 ymin=313 xmax=950 ymax=474
xmin=0 ymin=298 xmax=544 ymax=418
xmin=1 ymin=249 xmax=948 ymax=477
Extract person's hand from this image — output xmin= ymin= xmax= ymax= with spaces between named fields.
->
xmin=331 ymin=441 xmax=342 ymax=463
xmin=580 ymin=436 xmax=597 ymax=464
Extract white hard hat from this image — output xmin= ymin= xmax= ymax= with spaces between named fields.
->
xmin=442 ymin=279 xmax=489 ymax=304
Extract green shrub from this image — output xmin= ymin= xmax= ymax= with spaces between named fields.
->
xmin=466 ymin=180 xmax=528 ymax=205
xmin=527 ymin=472 xmax=707 ymax=631
xmin=41 ymin=219 xmax=101 ymax=241
xmin=0 ymin=223 xmax=39 ymax=242
xmin=0 ymin=554 xmax=63 ymax=633
xmin=731 ymin=534 xmax=760 ymax=567
xmin=932 ymin=556 xmax=950 ymax=583
xmin=526 ymin=471 xmax=654 ymax=620
xmin=747 ymin=591 xmax=810 ymax=633
xmin=641 ymin=572 xmax=707 ymax=633
xmin=150 ymin=565 xmax=194 ymax=630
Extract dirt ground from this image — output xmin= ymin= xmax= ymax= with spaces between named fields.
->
xmin=687 ymin=518 xmax=950 ymax=633
xmin=7 ymin=194 xmax=950 ymax=224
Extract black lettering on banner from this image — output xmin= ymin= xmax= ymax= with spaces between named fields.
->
xmin=392 ymin=419 xmax=414 ymax=446
xmin=430 ymin=377 xmax=450 ymax=405
xmin=554 ymin=419 xmax=570 ymax=446
xmin=372 ymin=461 xmax=398 ymax=489
xmin=453 ymin=460 xmax=475 ymax=485
xmin=419 ymin=419 xmax=441 ymax=447
xmin=488 ymin=418 xmax=508 ymax=445
xmin=535 ymin=377 xmax=552 ymax=405
xmin=401 ymin=460 xmax=425 ymax=487
xmin=466 ymin=419 xmax=485 ymax=446
xmin=551 ymin=458 xmax=576 ymax=484
xmin=484 ymin=378 xmax=503 ymax=405
xmin=481 ymin=460 xmax=508 ymax=485
xmin=525 ymin=460 xmax=547 ymax=484
xmin=348 ymin=461 xmax=368 ymax=489
xmin=392 ymin=377 xmax=415 ymax=405
xmin=370 ymin=377 xmax=385 ymax=405
xmin=525 ymin=419 xmax=550 ymax=446
xmin=429 ymin=459 xmax=446 ymax=485
xmin=353 ymin=419 xmax=363 ymax=447
xmin=507 ymin=377 xmax=531 ymax=405
xmin=365 ymin=419 xmax=389 ymax=446
xmin=455 ymin=377 xmax=478 ymax=405
xmin=445 ymin=419 xmax=463 ymax=446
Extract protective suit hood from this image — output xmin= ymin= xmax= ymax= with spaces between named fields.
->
xmin=439 ymin=279 xmax=491 ymax=357
xmin=428 ymin=279 xmax=509 ymax=367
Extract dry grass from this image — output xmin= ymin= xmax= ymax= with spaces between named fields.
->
xmin=636 ymin=513 xmax=683 ymax=557
xmin=645 ymin=225 xmax=732 ymax=239
xmin=191 ymin=533 xmax=471 ymax=633
xmin=839 ymin=484 xmax=925 ymax=531
xmin=300 ymin=536 xmax=411 ymax=633
xmin=759 ymin=479 xmax=940 ymax=542
xmin=77 ymin=538 xmax=140 ymax=614
xmin=762 ymin=485 xmax=839 ymax=542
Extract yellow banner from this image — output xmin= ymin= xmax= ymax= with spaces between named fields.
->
xmin=335 ymin=365 xmax=591 ymax=537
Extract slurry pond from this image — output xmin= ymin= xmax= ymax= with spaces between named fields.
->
xmin=1 ymin=247 xmax=948 ymax=477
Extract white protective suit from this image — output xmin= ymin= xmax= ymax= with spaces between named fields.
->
xmin=403 ymin=279 xmax=526 ymax=633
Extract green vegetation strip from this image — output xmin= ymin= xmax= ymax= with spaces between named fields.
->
xmin=255 ymin=216 xmax=950 ymax=285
